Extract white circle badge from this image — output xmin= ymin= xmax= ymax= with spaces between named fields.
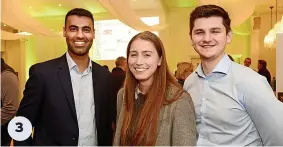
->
xmin=8 ymin=116 xmax=32 ymax=141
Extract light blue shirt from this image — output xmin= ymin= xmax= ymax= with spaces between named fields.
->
xmin=184 ymin=54 xmax=283 ymax=146
xmin=66 ymin=52 xmax=97 ymax=146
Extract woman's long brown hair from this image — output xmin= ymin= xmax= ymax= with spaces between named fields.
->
xmin=120 ymin=31 xmax=183 ymax=146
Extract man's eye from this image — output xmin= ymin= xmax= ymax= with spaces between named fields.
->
xmin=70 ymin=28 xmax=77 ymax=31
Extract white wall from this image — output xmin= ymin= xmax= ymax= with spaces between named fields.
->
xmin=258 ymin=12 xmax=283 ymax=78
xmin=159 ymin=8 xmax=251 ymax=72
xmin=276 ymin=33 xmax=283 ymax=95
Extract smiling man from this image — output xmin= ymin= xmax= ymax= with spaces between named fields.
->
xmin=183 ymin=5 xmax=283 ymax=146
xmin=15 ymin=8 xmax=112 ymax=146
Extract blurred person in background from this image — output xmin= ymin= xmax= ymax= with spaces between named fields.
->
xmin=258 ymin=59 xmax=271 ymax=85
xmin=244 ymin=57 xmax=251 ymax=67
xmin=110 ymin=56 xmax=126 ymax=132
xmin=175 ymin=62 xmax=194 ymax=86
xmin=1 ymin=58 xmax=19 ymax=146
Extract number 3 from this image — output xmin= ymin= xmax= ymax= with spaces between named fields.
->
xmin=15 ymin=122 xmax=23 ymax=132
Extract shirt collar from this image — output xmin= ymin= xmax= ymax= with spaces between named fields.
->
xmin=66 ymin=52 xmax=76 ymax=70
xmin=135 ymin=86 xmax=144 ymax=100
xmin=66 ymin=52 xmax=92 ymax=72
xmin=195 ymin=54 xmax=232 ymax=78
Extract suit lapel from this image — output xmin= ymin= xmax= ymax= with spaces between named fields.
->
xmin=92 ymin=62 xmax=100 ymax=128
xmin=57 ymin=55 xmax=77 ymax=118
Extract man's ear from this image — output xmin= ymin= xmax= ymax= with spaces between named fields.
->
xmin=63 ymin=27 xmax=66 ymax=37
xmin=189 ymin=34 xmax=194 ymax=46
xmin=92 ymin=29 xmax=95 ymax=40
xmin=226 ymin=30 xmax=233 ymax=44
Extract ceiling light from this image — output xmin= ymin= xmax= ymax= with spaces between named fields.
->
xmin=4 ymin=24 xmax=6 ymax=27
xmin=140 ymin=17 xmax=159 ymax=26
xmin=29 ymin=6 xmax=32 ymax=9
xmin=16 ymin=32 xmax=32 ymax=36
xmin=59 ymin=4 xmax=62 ymax=6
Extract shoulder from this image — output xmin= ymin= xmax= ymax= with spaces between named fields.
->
xmin=1 ymin=71 xmax=18 ymax=85
xmin=176 ymin=90 xmax=193 ymax=107
xmin=231 ymin=63 xmax=266 ymax=85
xmin=166 ymin=85 xmax=193 ymax=106
xmin=117 ymin=88 xmax=125 ymax=99
xmin=183 ymin=72 xmax=198 ymax=91
xmin=164 ymin=86 xmax=195 ymax=121
xmin=111 ymin=67 xmax=125 ymax=76
xmin=230 ymin=63 xmax=273 ymax=99
xmin=2 ymin=71 xmax=17 ymax=79
xmin=92 ymin=61 xmax=110 ymax=77
xmin=29 ymin=56 xmax=63 ymax=73
xmin=117 ymin=88 xmax=125 ymax=112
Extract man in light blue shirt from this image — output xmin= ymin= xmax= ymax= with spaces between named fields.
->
xmin=66 ymin=52 xmax=97 ymax=146
xmin=184 ymin=4 xmax=283 ymax=146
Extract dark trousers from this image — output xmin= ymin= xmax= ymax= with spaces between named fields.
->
xmin=1 ymin=121 xmax=12 ymax=146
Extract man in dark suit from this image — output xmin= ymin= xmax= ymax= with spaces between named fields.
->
xmin=109 ymin=57 xmax=126 ymax=131
xmin=15 ymin=8 xmax=112 ymax=146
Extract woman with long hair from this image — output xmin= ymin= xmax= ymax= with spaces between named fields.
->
xmin=113 ymin=31 xmax=196 ymax=146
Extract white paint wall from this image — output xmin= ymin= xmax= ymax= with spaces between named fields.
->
xmin=276 ymin=33 xmax=283 ymax=95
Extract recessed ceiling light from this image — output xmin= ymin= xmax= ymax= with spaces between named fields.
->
xmin=140 ymin=16 xmax=159 ymax=26
xmin=17 ymin=32 xmax=32 ymax=36
xmin=4 ymin=24 xmax=7 ymax=27
xmin=59 ymin=4 xmax=62 ymax=6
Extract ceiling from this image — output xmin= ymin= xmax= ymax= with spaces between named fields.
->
xmin=14 ymin=0 xmax=172 ymax=32
xmin=254 ymin=0 xmax=283 ymax=15
xmin=164 ymin=0 xmax=198 ymax=8
xmin=18 ymin=0 xmax=200 ymax=18
xmin=20 ymin=0 xmax=107 ymax=17
xmin=1 ymin=0 xmax=283 ymax=36
xmin=17 ymin=0 xmax=283 ymax=17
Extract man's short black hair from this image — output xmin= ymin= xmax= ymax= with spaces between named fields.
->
xmin=65 ymin=8 xmax=94 ymax=26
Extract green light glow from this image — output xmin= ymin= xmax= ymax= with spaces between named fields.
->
xmin=25 ymin=37 xmax=37 ymax=80
xmin=232 ymin=17 xmax=252 ymax=36
xmin=165 ymin=0 xmax=198 ymax=8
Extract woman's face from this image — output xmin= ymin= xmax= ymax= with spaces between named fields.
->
xmin=128 ymin=39 xmax=162 ymax=85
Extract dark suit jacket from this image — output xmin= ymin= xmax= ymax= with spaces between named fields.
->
xmin=109 ymin=67 xmax=125 ymax=124
xmin=15 ymin=55 xmax=112 ymax=146
xmin=258 ymin=69 xmax=271 ymax=85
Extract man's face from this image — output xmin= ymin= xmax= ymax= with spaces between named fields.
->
xmin=244 ymin=58 xmax=251 ymax=67
xmin=63 ymin=15 xmax=95 ymax=56
xmin=190 ymin=16 xmax=232 ymax=61
xmin=258 ymin=63 xmax=263 ymax=70
xmin=122 ymin=60 xmax=127 ymax=70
